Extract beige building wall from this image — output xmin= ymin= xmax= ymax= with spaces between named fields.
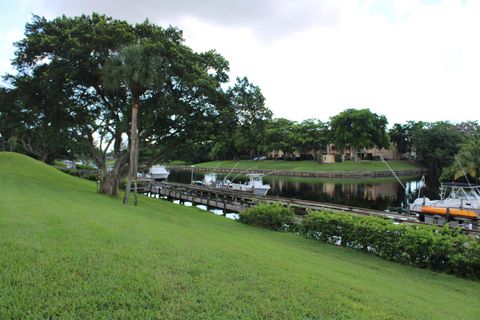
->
xmin=268 ymin=144 xmax=399 ymax=161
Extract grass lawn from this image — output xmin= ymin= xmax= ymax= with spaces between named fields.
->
xmin=261 ymin=175 xmax=420 ymax=185
xmin=193 ymin=160 xmax=423 ymax=172
xmin=0 ymin=152 xmax=478 ymax=319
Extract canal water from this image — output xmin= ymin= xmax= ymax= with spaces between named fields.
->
xmin=167 ymin=170 xmax=438 ymax=211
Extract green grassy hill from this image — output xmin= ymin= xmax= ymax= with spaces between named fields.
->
xmin=192 ymin=160 xmax=422 ymax=172
xmin=0 ymin=152 xmax=478 ymax=319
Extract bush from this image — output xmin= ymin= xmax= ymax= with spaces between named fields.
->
xmin=65 ymin=168 xmax=80 ymax=177
xmin=334 ymin=154 xmax=343 ymax=163
xmin=76 ymin=163 xmax=97 ymax=171
xmin=300 ymin=211 xmax=480 ymax=279
xmin=54 ymin=160 xmax=68 ymax=168
xmin=86 ymin=174 xmax=98 ymax=181
xmin=239 ymin=204 xmax=294 ymax=231
xmin=57 ymin=167 xmax=98 ymax=181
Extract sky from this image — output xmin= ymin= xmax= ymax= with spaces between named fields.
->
xmin=1 ymin=0 xmax=479 ymax=125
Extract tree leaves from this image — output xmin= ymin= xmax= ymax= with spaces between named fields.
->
xmin=330 ymin=108 xmax=389 ymax=154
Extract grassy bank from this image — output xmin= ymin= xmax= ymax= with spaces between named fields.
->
xmin=193 ymin=159 xmax=422 ymax=172
xmin=0 ymin=152 xmax=478 ymax=319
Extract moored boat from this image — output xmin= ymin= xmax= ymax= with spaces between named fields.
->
xmin=224 ymin=173 xmax=271 ymax=196
xmin=410 ymin=183 xmax=480 ymax=225
xmin=149 ymin=165 xmax=170 ymax=181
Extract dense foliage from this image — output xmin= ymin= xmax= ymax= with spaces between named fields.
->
xmin=264 ymin=118 xmax=329 ymax=160
xmin=330 ymin=108 xmax=390 ymax=159
xmin=209 ymin=77 xmax=272 ymax=160
xmin=300 ymin=211 xmax=480 ymax=279
xmin=441 ymin=128 xmax=480 ymax=183
xmin=390 ymin=120 xmax=479 ymax=179
xmin=239 ymin=203 xmax=294 ymax=230
xmin=0 ymin=13 xmax=269 ymax=197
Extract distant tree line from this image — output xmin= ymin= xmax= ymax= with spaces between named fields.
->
xmin=209 ymin=108 xmax=390 ymax=161
xmin=389 ymin=120 xmax=480 ymax=182
xmin=1 ymin=13 xmax=478 ymax=199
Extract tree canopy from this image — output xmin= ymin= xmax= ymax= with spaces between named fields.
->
xmin=4 ymin=13 xmax=233 ymax=196
xmin=330 ymin=108 xmax=389 ymax=158
xmin=441 ymin=127 xmax=480 ymax=182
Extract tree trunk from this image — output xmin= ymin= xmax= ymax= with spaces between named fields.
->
xmin=99 ymin=172 xmax=117 ymax=196
xmin=98 ymin=161 xmax=123 ymax=197
xmin=98 ymin=123 xmax=128 ymax=197
xmin=124 ymin=97 xmax=140 ymax=205
xmin=133 ymin=135 xmax=139 ymax=206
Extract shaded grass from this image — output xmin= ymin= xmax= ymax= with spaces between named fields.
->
xmin=0 ymin=152 xmax=478 ymax=319
xmin=193 ymin=160 xmax=423 ymax=172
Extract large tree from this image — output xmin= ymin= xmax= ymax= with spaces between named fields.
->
xmin=389 ymin=121 xmax=424 ymax=158
xmin=411 ymin=121 xmax=463 ymax=173
xmin=9 ymin=14 xmax=230 ymax=198
xmin=1 ymin=66 xmax=86 ymax=162
xmin=265 ymin=118 xmax=296 ymax=157
xmin=441 ymin=137 xmax=480 ymax=183
xmin=228 ymin=77 xmax=272 ymax=158
xmin=12 ymin=14 xmax=135 ymax=195
xmin=291 ymin=119 xmax=329 ymax=160
xmin=330 ymin=108 xmax=389 ymax=160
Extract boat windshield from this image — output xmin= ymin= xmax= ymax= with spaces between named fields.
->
xmin=247 ymin=174 xmax=263 ymax=182
xmin=441 ymin=184 xmax=480 ymax=201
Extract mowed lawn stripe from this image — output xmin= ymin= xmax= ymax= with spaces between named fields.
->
xmin=192 ymin=159 xmax=422 ymax=172
xmin=0 ymin=153 xmax=478 ymax=319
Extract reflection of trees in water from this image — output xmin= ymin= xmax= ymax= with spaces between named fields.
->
xmin=264 ymin=178 xmax=404 ymax=210
xmin=168 ymin=170 xmax=424 ymax=211
xmin=405 ymin=175 xmax=440 ymax=202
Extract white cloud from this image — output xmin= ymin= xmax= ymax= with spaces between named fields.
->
xmin=1 ymin=0 xmax=478 ymax=124
xmin=0 ymin=30 xmax=24 ymax=77
xmin=176 ymin=0 xmax=479 ymax=124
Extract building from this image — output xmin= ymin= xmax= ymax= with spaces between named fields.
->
xmin=268 ymin=144 xmax=399 ymax=163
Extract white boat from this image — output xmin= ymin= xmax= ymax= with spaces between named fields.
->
xmin=203 ymin=172 xmax=219 ymax=187
xmin=410 ymin=183 xmax=480 ymax=226
xmin=195 ymin=172 xmax=270 ymax=196
xmin=148 ymin=165 xmax=170 ymax=180
xmin=225 ymin=173 xmax=271 ymax=196
xmin=194 ymin=172 xmax=220 ymax=187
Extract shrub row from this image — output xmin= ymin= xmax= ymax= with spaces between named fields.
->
xmin=57 ymin=167 xmax=98 ymax=181
xmin=239 ymin=204 xmax=294 ymax=231
xmin=301 ymin=211 xmax=480 ymax=279
xmin=75 ymin=163 xmax=98 ymax=171
xmin=238 ymin=204 xmax=480 ymax=279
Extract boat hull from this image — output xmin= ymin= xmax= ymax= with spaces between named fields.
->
xmin=253 ymin=187 xmax=270 ymax=196
xmin=149 ymin=165 xmax=170 ymax=181
xmin=151 ymin=173 xmax=169 ymax=180
xmin=420 ymin=206 xmax=478 ymax=219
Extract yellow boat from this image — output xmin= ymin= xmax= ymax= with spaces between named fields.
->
xmin=410 ymin=183 xmax=480 ymax=221
xmin=420 ymin=206 xmax=478 ymax=219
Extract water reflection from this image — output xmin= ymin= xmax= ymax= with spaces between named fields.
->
xmin=167 ymin=170 xmax=431 ymax=211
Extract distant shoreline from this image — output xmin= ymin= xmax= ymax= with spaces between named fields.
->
xmin=167 ymin=161 xmax=427 ymax=178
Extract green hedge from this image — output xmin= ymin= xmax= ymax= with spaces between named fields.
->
xmin=239 ymin=204 xmax=294 ymax=231
xmin=301 ymin=211 xmax=480 ymax=279
xmin=75 ymin=163 xmax=97 ymax=171
xmin=56 ymin=168 xmax=98 ymax=181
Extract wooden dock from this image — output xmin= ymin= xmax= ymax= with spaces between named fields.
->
xmin=135 ymin=180 xmax=480 ymax=236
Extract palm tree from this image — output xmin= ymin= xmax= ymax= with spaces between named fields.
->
xmin=454 ymin=138 xmax=480 ymax=182
xmin=102 ymin=44 xmax=163 ymax=205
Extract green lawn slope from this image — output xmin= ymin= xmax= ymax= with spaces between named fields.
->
xmin=192 ymin=159 xmax=422 ymax=172
xmin=0 ymin=152 xmax=478 ymax=319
